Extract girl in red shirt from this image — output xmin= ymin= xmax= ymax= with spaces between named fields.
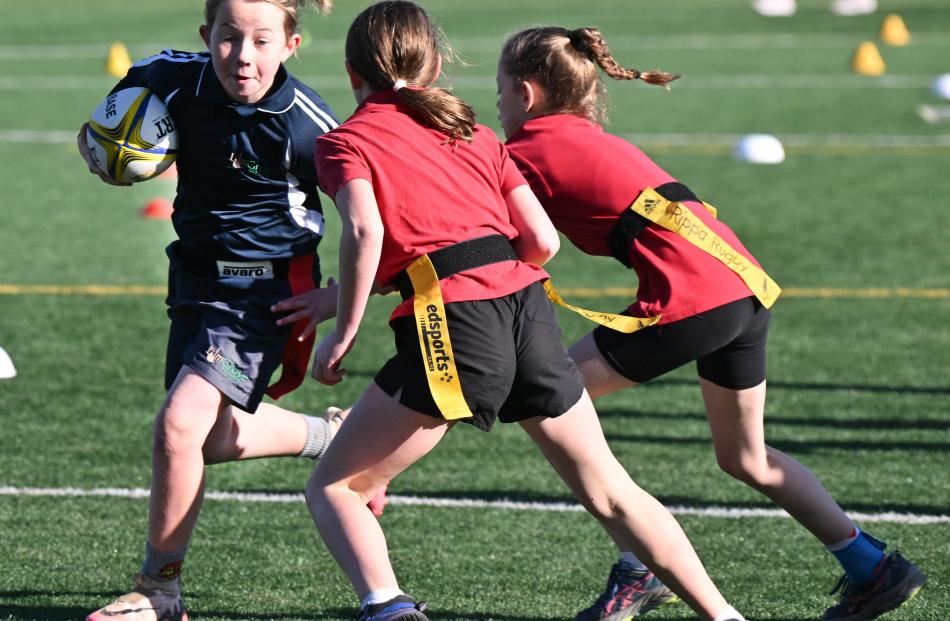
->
xmin=498 ymin=25 xmax=925 ymax=621
xmin=304 ymin=3 xmax=746 ymax=621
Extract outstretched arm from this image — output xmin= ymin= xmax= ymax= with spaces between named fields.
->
xmin=312 ymin=178 xmax=384 ymax=384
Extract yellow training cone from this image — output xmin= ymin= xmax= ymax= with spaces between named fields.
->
xmin=106 ymin=42 xmax=132 ymax=78
xmin=852 ymin=41 xmax=886 ymax=76
xmin=880 ymin=14 xmax=910 ymax=46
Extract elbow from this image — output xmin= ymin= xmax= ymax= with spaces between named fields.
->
xmin=535 ymin=229 xmax=560 ymax=264
xmin=347 ymin=219 xmax=385 ymax=247
xmin=519 ymin=231 xmax=559 ymax=266
xmin=542 ymin=233 xmax=560 ymax=262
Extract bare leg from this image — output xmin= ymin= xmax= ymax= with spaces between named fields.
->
xmin=701 ymin=378 xmax=853 ymax=543
xmin=306 ymin=383 xmax=452 ymax=599
xmin=202 ymin=401 xmax=311 ymax=463
xmin=149 ymin=367 xmax=226 ymax=550
xmin=520 ymin=392 xmax=732 ymax=621
xmin=568 ymin=332 xmax=635 ymax=400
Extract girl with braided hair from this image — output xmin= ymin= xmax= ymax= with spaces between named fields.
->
xmin=497 ymin=25 xmax=926 ymax=621
xmin=302 ymin=3 xmax=747 ymax=620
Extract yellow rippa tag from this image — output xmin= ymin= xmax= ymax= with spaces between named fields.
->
xmin=629 ymin=188 xmax=781 ymax=309
xmin=405 ymin=254 xmax=473 ymax=420
xmin=543 ymin=280 xmax=661 ymax=333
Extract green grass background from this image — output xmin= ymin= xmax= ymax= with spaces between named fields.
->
xmin=1 ymin=1 xmax=948 ymax=620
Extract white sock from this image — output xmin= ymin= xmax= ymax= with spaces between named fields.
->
xmin=361 ymin=588 xmax=404 ymax=608
xmin=712 ymin=605 xmax=745 ymax=621
xmin=297 ymin=415 xmax=332 ymax=459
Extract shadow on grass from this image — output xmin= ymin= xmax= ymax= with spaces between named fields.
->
xmin=597 ymin=408 xmax=950 ymax=432
xmin=639 ymin=377 xmax=950 ymax=396
xmin=0 ymin=591 xmax=353 ymax=621
xmin=602 ymin=431 xmax=950 ymax=453
xmin=383 ymin=488 xmax=950 ymax=518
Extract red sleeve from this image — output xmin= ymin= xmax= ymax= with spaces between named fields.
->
xmin=314 ymin=130 xmax=372 ymax=200
xmin=506 ymin=145 xmax=552 ymax=202
xmin=498 ymin=140 xmax=528 ymax=197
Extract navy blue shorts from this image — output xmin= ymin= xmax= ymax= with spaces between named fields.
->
xmin=164 ymin=242 xmax=320 ymax=412
xmin=375 ymin=280 xmax=586 ymax=431
xmin=592 ymin=296 xmax=770 ymax=390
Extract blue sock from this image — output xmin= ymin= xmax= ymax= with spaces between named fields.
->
xmin=828 ymin=529 xmax=886 ymax=584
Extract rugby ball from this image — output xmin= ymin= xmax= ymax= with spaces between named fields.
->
xmin=86 ymin=87 xmax=178 ymax=183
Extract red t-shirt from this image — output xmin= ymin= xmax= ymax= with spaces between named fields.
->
xmin=316 ymin=91 xmax=547 ymax=319
xmin=506 ymin=114 xmax=761 ymax=324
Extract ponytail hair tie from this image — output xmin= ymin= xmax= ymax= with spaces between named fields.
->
xmin=568 ymin=30 xmax=589 ymax=54
xmin=393 ymin=79 xmax=408 ymax=92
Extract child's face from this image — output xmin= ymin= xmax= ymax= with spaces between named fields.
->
xmin=200 ymin=0 xmax=301 ymax=104
xmin=496 ymin=65 xmax=531 ymax=139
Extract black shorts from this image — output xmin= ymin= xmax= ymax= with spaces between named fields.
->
xmin=164 ymin=242 xmax=320 ymax=412
xmin=375 ymin=280 xmax=586 ymax=431
xmin=592 ymin=296 xmax=770 ymax=390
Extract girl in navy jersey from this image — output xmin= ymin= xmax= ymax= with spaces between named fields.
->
xmin=304 ymin=3 xmax=746 ymax=621
xmin=76 ymin=2 xmax=363 ymax=620
xmin=497 ymin=26 xmax=926 ymax=621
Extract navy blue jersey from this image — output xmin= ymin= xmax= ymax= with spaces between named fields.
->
xmin=114 ymin=49 xmax=338 ymax=261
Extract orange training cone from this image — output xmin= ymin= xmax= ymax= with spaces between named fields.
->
xmin=880 ymin=14 xmax=910 ymax=46
xmin=106 ymin=42 xmax=133 ymax=78
xmin=852 ymin=41 xmax=886 ymax=76
xmin=141 ymin=197 xmax=173 ymax=220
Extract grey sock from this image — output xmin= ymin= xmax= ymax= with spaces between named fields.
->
xmin=298 ymin=415 xmax=332 ymax=459
xmin=142 ymin=541 xmax=187 ymax=582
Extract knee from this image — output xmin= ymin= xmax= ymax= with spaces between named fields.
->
xmin=153 ymin=403 xmax=213 ymax=458
xmin=580 ymin=491 xmax=630 ymax=525
xmin=716 ymin=450 xmax=769 ymax=486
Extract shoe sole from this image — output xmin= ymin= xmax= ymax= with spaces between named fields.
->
xmin=638 ymin=593 xmax=681 ymax=617
xmin=86 ymin=609 xmax=190 ymax=621
xmin=587 ymin=592 xmax=680 ymax=621
xmin=860 ymin=565 xmax=927 ymax=620
xmin=833 ymin=565 xmax=928 ymax=621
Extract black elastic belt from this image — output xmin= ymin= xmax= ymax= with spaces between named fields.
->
xmin=607 ymin=181 xmax=699 ymax=269
xmin=392 ymin=234 xmax=518 ymax=301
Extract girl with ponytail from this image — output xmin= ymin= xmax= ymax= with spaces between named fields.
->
xmin=499 ymin=26 xmax=926 ymax=621
xmin=304 ymin=4 xmax=744 ymax=621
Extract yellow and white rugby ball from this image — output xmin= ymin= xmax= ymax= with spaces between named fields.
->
xmin=86 ymin=87 xmax=178 ymax=183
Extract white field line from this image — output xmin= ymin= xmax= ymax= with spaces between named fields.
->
xmin=2 ymin=486 xmax=948 ymax=525
xmin=1 ymin=33 xmax=948 ymax=59
xmin=0 ymin=74 xmax=940 ymax=91
xmin=4 ymin=129 xmax=950 ymax=151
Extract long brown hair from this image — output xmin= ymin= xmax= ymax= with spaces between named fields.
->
xmin=500 ymin=26 xmax=679 ymax=124
xmin=346 ymin=0 xmax=476 ymax=142
xmin=204 ymin=0 xmax=332 ymax=38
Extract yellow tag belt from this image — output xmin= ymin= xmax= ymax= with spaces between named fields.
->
xmin=544 ymin=186 xmax=780 ymax=333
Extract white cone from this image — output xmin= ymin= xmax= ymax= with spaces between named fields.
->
xmin=734 ymin=134 xmax=786 ymax=164
xmin=931 ymin=74 xmax=950 ymax=100
xmin=752 ymin=0 xmax=796 ymax=17
xmin=0 ymin=346 xmax=16 ymax=379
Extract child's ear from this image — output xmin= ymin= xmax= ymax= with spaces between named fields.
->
xmin=282 ymin=33 xmax=302 ymax=61
xmin=521 ymin=80 xmax=543 ymax=113
xmin=345 ymin=61 xmax=363 ymax=90
xmin=199 ymin=24 xmax=211 ymax=48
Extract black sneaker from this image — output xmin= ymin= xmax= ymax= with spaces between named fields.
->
xmin=575 ymin=564 xmax=679 ymax=621
xmin=357 ymin=594 xmax=428 ymax=621
xmin=822 ymin=552 xmax=927 ymax=620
